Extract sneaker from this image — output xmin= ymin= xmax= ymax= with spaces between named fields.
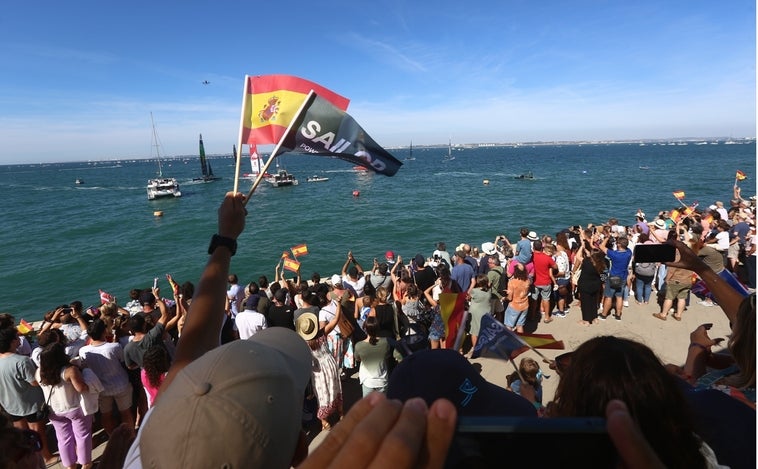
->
xmin=698 ymin=300 xmax=714 ymax=307
xmin=623 ymin=300 xmax=629 ymax=307
xmin=598 ymin=314 xmax=607 ymax=321
xmin=553 ymin=310 xmax=566 ymax=318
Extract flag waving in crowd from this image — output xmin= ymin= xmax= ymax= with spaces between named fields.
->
xmin=291 ymin=244 xmax=308 ymax=257
xmin=672 ymin=190 xmax=686 ymax=200
xmin=275 ymin=91 xmax=403 ymax=176
xmin=283 ymin=257 xmax=301 ymax=273
xmin=736 ymin=170 xmax=747 ymax=181
xmin=242 ymin=75 xmax=350 ymax=146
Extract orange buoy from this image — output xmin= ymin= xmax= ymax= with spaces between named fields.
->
xmin=153 ymin=211 xmax=163 ymax=217
xmin=352 ymin=190 xmax=360 ymax=197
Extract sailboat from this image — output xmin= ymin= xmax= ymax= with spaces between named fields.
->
xmin=405 ymin=141 xmax=416 ymax=161
xmin=443 ymin=139 xmax=455 ymax=161
xmin=193 ymin=134 xmax=220 ymax=182
xmin=241 ymin=145 xmax=271 ymax=180
xmin=146 ymin=113 xmax=181 ymax=200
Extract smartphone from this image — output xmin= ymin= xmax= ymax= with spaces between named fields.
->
xmin=153 ymin=277 xmax=159 ymax=289
xmin=455 ymin=416 xmax=616 ymax=467
xmin=634 ymin=244 xmax=676 ymax=263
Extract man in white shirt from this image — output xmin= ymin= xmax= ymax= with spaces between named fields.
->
xmin=226 ymin=274 xmax=245 ymax=318
xmin=235 ymin=296 xmax=267 ymax=340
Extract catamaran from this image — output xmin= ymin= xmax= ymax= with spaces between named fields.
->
xmin=146 ymin=113 xmax=181 ymax=200
xmin=192 ymin=134 xmax=220 ymax=182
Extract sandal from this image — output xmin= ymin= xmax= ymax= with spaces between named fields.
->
xmin=653 ymin=312 xmax=667 ymax=321
xmin=543 ymin=317 xmax=554 ymax=324
xmin=673 ymin=314 xmax=682 ymax=321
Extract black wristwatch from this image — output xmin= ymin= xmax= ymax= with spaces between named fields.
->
xmin=208 ymin=234 xmax=237 ymax=256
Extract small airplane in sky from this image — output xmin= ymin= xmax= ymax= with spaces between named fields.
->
xmin=202 ymin=80 xmax=210 ymax=85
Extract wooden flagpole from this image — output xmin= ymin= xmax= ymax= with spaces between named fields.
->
xmin=233 ymin=75 xmax=250 ymax=195
xmin=243 ymin=90 xmax=316 ymax=206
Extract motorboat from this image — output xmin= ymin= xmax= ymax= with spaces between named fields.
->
xmin=266 ymin=168 xmax=299 ymax=187
xmin=306 ymin=175 xmax=329 ymax=182
xmin=514 ymin=171 xmax=535 ymax=180
xmin=146 ymin=113 xmax=181 ymax=200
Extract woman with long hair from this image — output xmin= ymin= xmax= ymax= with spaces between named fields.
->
xmin=354 ymin=316 xmax=391 ymax=396
xmin=141 ymin=344 xmax=171 ymax=408
xmin=468 ymin=274 xmax=492 ymax=351
xmin=37 ymin=342 xmax=93 ymax=469
xmin=575 ymin=241 xmax=607 ymax=325
xmin=504 ymin=263 xmax=530 ymax=333
xmin=550 ymin=336 xmax=712 ymax=468
xmin=423 ymin=263 xmax=460 ymax=349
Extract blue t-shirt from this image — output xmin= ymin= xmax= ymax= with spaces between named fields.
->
xmin=607 ymin=249 xmax=632 ymax=279
xmin=451 ymin=262 xmax=475 ymax=293
xmin=515 ymin=239 xmax=532 ymax=264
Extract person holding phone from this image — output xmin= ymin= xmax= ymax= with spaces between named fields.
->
xmin=598 ymin=234 xmax=632 ymax=321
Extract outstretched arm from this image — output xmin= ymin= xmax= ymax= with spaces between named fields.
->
xmin=159 ymin=192 xmax=246 ymax=396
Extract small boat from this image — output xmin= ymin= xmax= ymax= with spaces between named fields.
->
xmin=405 ymin=141 xmax=416 ymax=161
xmin=353 ymin=165 xmax=369 ymax=172
xmin=639 ymin=165 xmax=650 ymax=170
xmin=192 ymin=134 xmax=220 ymax=182
xmin=306 ymin=175 xmax=329 ymax=182
xmin=266 ymin=168 xmax=299 ymax=187
xmin=75 ymin=179 xmax=84 ymax=185
xmin=514 ymin=171 xmax=534 ymax=180
xmin=241 ymin=145 xmax=271 ymax=180
xmin=443 ymin=139 xmax=455 ymax=161
xmin=146 ymin=113 xmax=181 ymax=200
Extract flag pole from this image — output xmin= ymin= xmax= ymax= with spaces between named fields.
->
xmin=243 ymin=90 xmax=316 ymax=206
xmin=233 ymin=75 xmax=250 ymax=195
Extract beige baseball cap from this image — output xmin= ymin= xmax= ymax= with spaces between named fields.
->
xmin=139 ymin=327 xmax=312 ymax=468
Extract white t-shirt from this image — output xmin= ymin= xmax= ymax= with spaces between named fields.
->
xmin=234 ymin=310 xmax=267 ymax=339
xmin=715 ymin=231 xmax=730 ymax=251
xmin=343 ymin=276 xmax=366 ymax=297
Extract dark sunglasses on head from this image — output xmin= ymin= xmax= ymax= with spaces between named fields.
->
xmin=555 ymin=351 xmax=573 ymax=374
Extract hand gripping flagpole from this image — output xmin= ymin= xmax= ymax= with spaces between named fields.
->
xmin=243 ymin=90 xmax=316 ymax=206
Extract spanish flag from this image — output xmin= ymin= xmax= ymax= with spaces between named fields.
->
xmin=291 ymin=244 xmax=308 ymax=257
xmin=242 ymin=75 xmax=349 ymax=146
xmin=736 ymin=170 xmax=747 ymax=181
xmin=283 ymin=257 xmax=301 ymax=273
xmin=439 ymin=292 xmax=467 ymax=349
xmin=519 ymin=333 xmax=565 ymax=351
xmin=673 ymin=190 xmax=686 ymax=200
xmin=17 ymin=319 xmax=33 ymax=335
xmin=670 ymin=209 xmax=681 ymax=223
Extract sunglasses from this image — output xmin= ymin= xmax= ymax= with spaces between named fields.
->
xmin=554 ymin=351 xmax=574 ymax=374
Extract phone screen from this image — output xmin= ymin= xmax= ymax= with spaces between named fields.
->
xmin=633 ymin=244 xmax=676 ymax=263
xmin=454 ymin=417 xmax=616 ymax=467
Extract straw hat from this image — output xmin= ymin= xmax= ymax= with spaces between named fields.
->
xmin=295 ymin=312 xmax=319 ymax=340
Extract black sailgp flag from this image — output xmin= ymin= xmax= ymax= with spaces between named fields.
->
xmin=275 ymin=91 xmax=403 ymax=176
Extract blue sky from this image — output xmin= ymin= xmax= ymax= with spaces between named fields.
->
xmin=0 ymin=0 xmax=754 ymax=164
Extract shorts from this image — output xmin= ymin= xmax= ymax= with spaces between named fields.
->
xmin=727 ymin=243 xmax=741 ymax=260
xmin=99 ymin=385 xmax=133 ymax=412
xmin=603 ymin=278 xmax=625 ymax=298
xmin=531 ymin=285 xmax=552 ymax=301
xmin=505 ymin=304 xmax=528 ymax=329
xmin=665 ymin=281 xmax=691 ymax=300
xmin=7 ymin=410 xmax=44 ymax=423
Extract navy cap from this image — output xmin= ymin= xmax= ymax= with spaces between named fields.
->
xmin=387 ymin=349 xmax=536 ymax=417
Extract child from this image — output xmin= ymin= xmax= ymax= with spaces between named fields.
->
xmin=356 ymin=295 xmax=373 ymax=329
xmin=506 ymin=357 xmax=544 ymax=407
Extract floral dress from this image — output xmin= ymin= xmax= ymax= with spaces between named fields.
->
xmin=309 ymin=334 xmax=343 ymax=420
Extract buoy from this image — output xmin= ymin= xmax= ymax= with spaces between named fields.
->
xmin=483 ymin=179 xmax=489 ymax=185
xmin=153 ymin=211 xmax=163 ymax=217
xmin=352 ymin=190 xmax=360 ymax=197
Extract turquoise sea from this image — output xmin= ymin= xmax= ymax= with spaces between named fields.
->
xmin=1 ymin=141 xmax=755 ymax=322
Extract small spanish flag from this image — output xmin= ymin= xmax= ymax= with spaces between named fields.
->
xmin=683 ymin=206 xmax=694 ymax=216
xmin=670 ymin=209 xmax=681 ymax=223
xmin=291 ymin=244 xmax=308 ymax=257
xmin=673 ymin=190 xmax=686 ymax=200
xmin=17 ymin=319 xmax=33 ymax=335
xmin=283 ymin=257 xmax=301 ymax=273
xmin=704 ymin=214 xmax=714 ymax=225
xmin=281 ymin=251 xmax=289 ymax=259
xmin=736 ymin=170 xmax=747 ymax=181
xmin=519 ymin=333 xmax=565 ymax=351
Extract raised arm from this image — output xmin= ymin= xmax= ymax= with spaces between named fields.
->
xmin=341 ymin=251 xmax=352 ymax=277
xmin=159 ymin=192 xmax=246 ymax=395
xmin=323 ymin=301 xmax=342 ymax=336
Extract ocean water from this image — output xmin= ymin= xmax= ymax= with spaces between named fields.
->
xmin=1 ymin=142 xmax=754 ymax=321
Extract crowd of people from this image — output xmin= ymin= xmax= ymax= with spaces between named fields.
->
xmin=1 ymin=188 xmax=755 ymax=468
